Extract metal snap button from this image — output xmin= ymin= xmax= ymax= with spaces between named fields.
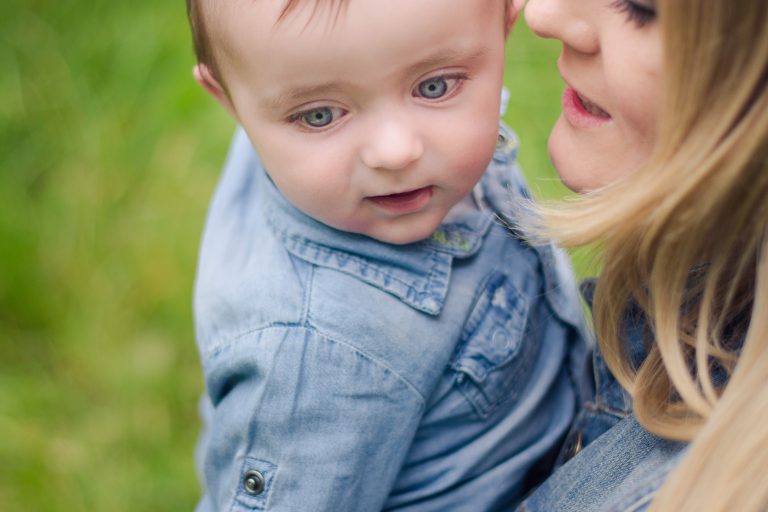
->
xmin=243 ymin=469 xmax=265 ymax=495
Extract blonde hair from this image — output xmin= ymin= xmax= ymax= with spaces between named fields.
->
xmin=537 ymin=0 xmax=768 ymax=509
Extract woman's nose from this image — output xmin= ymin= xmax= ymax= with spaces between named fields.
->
xmin=360 ymin=118 xmax=424 ymax=171
xmin=525 ymin=0 xmax=599 ymax=55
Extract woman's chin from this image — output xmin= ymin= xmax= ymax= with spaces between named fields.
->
xmin=547 ymin=118 xmax=594 ymax=193
xmin=547 ymin=115 xmax=638 ymax=193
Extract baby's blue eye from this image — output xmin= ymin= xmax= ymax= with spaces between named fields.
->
xmin=301 ymin=107 xmax=334 ymax=127
xmin=417 ymin=77 xmax=449 ymax=99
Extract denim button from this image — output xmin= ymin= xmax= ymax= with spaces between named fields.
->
xmin=243 ymin=470 xmax=266 ymax=495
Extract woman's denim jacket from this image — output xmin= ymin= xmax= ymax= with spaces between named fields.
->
xmin=192 ymin=127 xmax=590 ymax=511
xmin=519 ymin=281 xmax=688 ymax=512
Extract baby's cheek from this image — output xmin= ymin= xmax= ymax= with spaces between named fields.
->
xmin=456 ymin=129 xmax=498 ymax=181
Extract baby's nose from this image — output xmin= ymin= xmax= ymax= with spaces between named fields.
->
xmin=360 ymin=119 xmax=424 ymax=171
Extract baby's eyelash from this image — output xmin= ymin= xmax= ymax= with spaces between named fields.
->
xmin=287 ymin=105 xmax=347 ymax=131
xmin=413 ymin=72 xmax=470 ymax=101
xmin=440 ymin=72 xmax=470 ymax=83
xmin=611 ymin=0 xmax=656 ymax=28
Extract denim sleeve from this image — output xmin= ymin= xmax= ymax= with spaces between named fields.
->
xmin=195 ymin=325 xmax=425 ymax=511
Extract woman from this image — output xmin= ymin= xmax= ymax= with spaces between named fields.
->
xmin=518 ymin=0 xmax=768 ymax=510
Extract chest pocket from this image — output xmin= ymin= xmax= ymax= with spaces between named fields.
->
xmin=451 ymin=271 xmax=537 ymax=418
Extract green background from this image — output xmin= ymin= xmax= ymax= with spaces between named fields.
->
xmin=0 ymin=2 xmax=571 ymax=510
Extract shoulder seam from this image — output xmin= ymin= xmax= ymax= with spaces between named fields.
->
xmin=204 ymin=323 xmax=428 ymax=406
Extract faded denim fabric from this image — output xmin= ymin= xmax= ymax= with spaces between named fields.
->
xmin=193 ymin=126 xmax=590 ymax=511
xmin=518 ymin=281 xmax=688 ymax=512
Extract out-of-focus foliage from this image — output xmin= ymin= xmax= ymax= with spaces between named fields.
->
xmin=0 ymin=1 xmax=573 ymax=508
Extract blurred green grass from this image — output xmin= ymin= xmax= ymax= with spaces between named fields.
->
xmin=0 ymin=3 xmax=573 ymax=510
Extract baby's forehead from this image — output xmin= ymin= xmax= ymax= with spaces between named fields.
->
xmin=207 ymin=0 xmax=506 ymax=86
xmin=209 ymin=0 xmax=346 ymax=26
xmin=279 ymin=0 xmax=349 ymax=20
xmin=205 ymin=0 xmax=350 ymax=51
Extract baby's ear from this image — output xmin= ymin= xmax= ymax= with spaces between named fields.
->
xmin=194 ymin=63 xmax=238 ymax=119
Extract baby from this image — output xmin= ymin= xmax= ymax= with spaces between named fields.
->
xmin=188 ymin=0 xmax=589 ymax=510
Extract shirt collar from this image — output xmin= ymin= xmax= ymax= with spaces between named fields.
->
xmin=258 ymin=167 xmax=493 ymax=315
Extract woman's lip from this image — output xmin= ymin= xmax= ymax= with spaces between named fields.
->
xmin=366 ymin=186 xmax=433 ymax=214
xmin=562 ymin=85 xmax=612 ymax=129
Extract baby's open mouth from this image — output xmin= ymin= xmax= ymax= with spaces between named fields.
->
xmin=367 ymin=186 xmax=433 ymax=212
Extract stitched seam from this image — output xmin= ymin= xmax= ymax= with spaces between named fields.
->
xmin=609 ymin=480 xmax=660 ymax=512
xmin=450 ymin=271 xmax=501 ymax=368
xmin=281 ymin=231 xmax=436 ymax=296
xmin=423 ymin=250 xmax=444 ymax=305
xmin=307 ymin=321 xmax=427 ymax=404
xmin=621 ymin=494 xmax=655 ymax=512
xmin=206 ymin=323 xmax=427 ymax=405
xmin=582 ymin=400 xmax=631 ymax=418
xmin=301 ymin=262 xmax=314 ymax=326
xmin=204 ymin=321 xmax=305 ymax=360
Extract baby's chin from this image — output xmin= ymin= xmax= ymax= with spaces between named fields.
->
xmin=353 ymin=215 xmax=446 ymax=246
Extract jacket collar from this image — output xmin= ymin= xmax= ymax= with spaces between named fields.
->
xmin=259 ymin=167 xmax=493 ymax=315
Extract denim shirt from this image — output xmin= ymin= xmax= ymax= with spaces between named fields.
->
xmin=518 ymin=281 xmax=688 ymax=512
xmin=193 ymin=126 xmax=590 ymax=511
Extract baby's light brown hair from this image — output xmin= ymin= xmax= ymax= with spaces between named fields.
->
xmin=186 ymin=0 xmax=342 ymax=80
xmin=186 ymin=0 xmax=512 ymax=81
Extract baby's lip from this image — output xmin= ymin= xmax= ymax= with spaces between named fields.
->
xmin=366 ymin=186 xmax=433 ymax=214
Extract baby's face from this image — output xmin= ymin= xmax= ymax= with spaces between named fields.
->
xmin=208 ymin=0 xmax=511 ymax=244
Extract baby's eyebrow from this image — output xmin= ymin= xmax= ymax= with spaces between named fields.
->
xmin=262 ymin=81 xmax=353 ymax=112
xmin=402 ymin=46 xmax=489 ymax=77
xmin=261 ymin=46 xmax=488 ymax=112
